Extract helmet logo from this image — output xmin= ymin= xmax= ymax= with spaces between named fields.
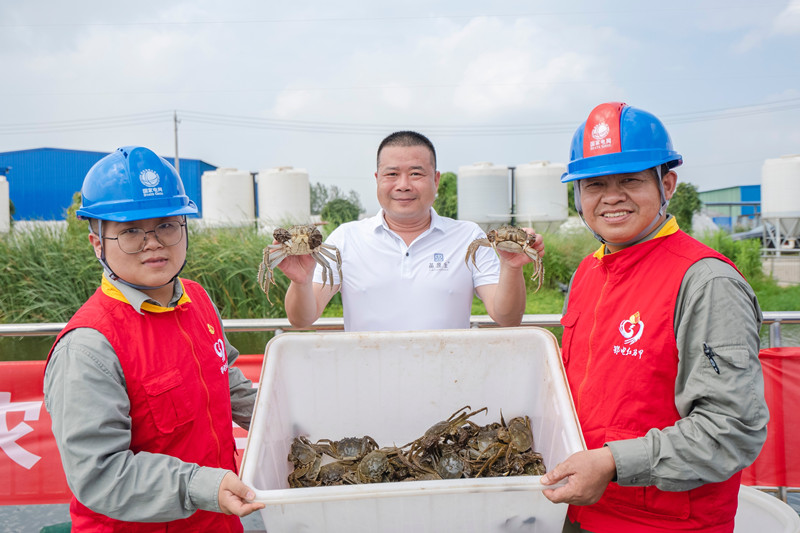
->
xmin=591 ymin=121 xmax=609 ymax=141
xmin=139 ymin=169 xmax=160 ymax=188
xmin=139 ymin=169 xmax=164 ymax=197
xmin=589 ymin=121 xmax=613 ymax=152
xmin=582 ymin=102 xmax=624 ymax=157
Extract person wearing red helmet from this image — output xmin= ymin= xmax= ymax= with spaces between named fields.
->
xmin=540 ymin=103 xmax=768 ymax=533
xmin=43 ymin=147 xmax=264 ymax=531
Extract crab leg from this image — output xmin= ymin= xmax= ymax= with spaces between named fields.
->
xmin=269 ymin=252 xmax=292 ymax=271
xmin=317 ymin=247 xmax=343 ymax=280
xmin=257 ymin=248 xmax=273 ymax=288
xmin=465 ymin=242 xmax=483 ymax=269
xmin=311 ymin=253 xmax=334 ymax=288
xmin=259 ymin=252 xmax=291 ymax=304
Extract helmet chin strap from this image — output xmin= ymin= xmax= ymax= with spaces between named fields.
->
xmin=575 ymin=166 xmax=670 ymax=249
xmin=95 ymin=220 xmax=187 ymax=292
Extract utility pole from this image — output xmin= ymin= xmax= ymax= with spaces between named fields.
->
xmin=173 ymin=110 xmax=180 ymax=175
xmin=509 ymin=166 xmax=516 ymax=226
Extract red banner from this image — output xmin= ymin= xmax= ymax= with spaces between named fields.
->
xmin=0 ymin=354 xmax=264 ymax=505
xmin=6 ymin=347 xmax=795 ymax=502
xmin=741 ymin=347 xmax=800 ymax=487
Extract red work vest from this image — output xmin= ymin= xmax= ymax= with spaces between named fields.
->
xmin=560 ymin=231 xmax=742 ymax=533
xmin=47 ymin=279 xmax=242 ymax=533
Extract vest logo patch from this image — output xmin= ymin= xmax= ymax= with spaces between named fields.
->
xmin=213 ymin=338 xmax=228 ymax=374
xmin=614 ymin=311 xmax=645 ymax=360
xmin=619 ymin=311 xmax=644 ymax=345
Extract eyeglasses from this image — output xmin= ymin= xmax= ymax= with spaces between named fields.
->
xmin=104 ymin=222 xmax=186 ymax=254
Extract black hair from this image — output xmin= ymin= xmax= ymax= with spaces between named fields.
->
xmin=376 ymin=131 xmax=437 ymax=169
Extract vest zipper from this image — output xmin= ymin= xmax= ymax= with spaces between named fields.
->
xmin=174 ymin=311 xmax=223 ymax=465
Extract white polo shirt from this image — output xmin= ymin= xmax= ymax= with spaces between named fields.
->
xmin=313 ymin=208 xmax=500 ymax=331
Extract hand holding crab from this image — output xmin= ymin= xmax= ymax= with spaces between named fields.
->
xmin=465 ymin=225 xmax=545 ymax=292
xmin=258 ymin=224 xmax=342 ymax=304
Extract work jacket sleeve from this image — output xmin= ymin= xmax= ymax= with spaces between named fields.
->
xmin=607 ymin=258 xmax=769 ymax=491
xmin=43 ymin=328 xmax=230 ymax=521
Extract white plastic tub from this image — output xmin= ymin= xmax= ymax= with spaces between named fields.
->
xmin=735 ymin=486 xmax=800 ymax=533
xmin=240 ymin=327 xmax=585 ymax=533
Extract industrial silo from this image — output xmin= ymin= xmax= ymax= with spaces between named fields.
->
xmin=761 ymin=155 xmax=800 ymax=251
xmin=457 ymin=162 xmax=510 ymax=229
xmin=256 ymin=166 xmax=311 ymax=226
xmin=514 ymin=161 xmax=568 ymax=233
xmin=0 ymin=174 xmax=9 ymax=233
xmin=200 ymin=168 xmax=255 ymax=226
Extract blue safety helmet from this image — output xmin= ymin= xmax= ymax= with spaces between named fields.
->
xmin=562 ymin=103 xmax=683 ymax=248
xmin=77 ymin=146 xmax=197 ymax=222
xmin=561 ymin=102 xmax=682 ymax=183
xmin=78 ymin=146 xmax=196 ymax=291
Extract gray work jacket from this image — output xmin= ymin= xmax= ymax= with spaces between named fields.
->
xmin=563 ymin=220 xmax=768 ymax=491
xmin=43 ymin=275 xmax=257 ymax=522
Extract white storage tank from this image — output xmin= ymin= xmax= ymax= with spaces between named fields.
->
xmin=457 ymin=162 xmax=509 ymax=228
xmin=0 ymin=175 xmax=9 ymax=233
xmin=761 ymin=155 xmax=800 ymax=241
xmin=761 ymin=155 xmax=800 ymax=218
xmin=200 ymin=168 xmax=255 ymax=226
xmin=256 ymin=166 xmax=311 ymax=226
xmin=514 ymin=161 xmax=568 ymax=232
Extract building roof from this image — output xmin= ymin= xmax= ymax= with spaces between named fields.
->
xmin=0 ymin=147 xmax=216 ymax=220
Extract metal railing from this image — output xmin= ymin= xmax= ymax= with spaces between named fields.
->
xmin=2 ymin=312 xmax=799 ymax=343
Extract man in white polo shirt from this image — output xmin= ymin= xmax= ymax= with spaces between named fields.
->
xmin=279 ymin=130 xmax=544 ymax=332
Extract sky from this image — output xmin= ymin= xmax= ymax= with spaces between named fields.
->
xmin=2 ymin=0 xmax=799 ymax=215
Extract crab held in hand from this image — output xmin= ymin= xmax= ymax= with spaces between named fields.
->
xmin=465 ymin=225 xmax=544 ymax=293
xmin=258 ymin=224 xmax=342 ymax=304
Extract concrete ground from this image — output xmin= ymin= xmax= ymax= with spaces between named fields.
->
xmin=0 ymin=504 xmax=265 ymax=532
xmin=763 ymin=255 xmax=800 ymax=287
xmin=2 ymin=493 xmax=799 ymax=532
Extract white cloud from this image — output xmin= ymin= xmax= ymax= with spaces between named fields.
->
xmin=733 ymin=0 xmax=800 ymax=49
xmin=379 ymin=84 xmax=414 ymax=109
xmin=1 ymin=1 xmax=799 ymax=203
xmin=272 ymin=88 xmax=321 ymax=118
xmin=453 ymin=48 xmax=536 ymax=113
xmin=773 ymin=0 xmax=800 ymax=34
xmin=409 ymin=17 xmax=618 ymax=118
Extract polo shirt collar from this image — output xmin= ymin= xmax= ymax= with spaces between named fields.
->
xmin=429 ymin=208 xmax=446 ymax=233
xmin=374 ymin=207 xmax=444 ymax=234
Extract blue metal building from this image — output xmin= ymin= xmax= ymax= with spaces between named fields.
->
xmin=0 ymin=148 xmax=216 ymax=220
xmin=698 ymin=184 xmax=761 ymax=231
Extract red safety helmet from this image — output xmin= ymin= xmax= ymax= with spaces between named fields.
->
xmin=561 ymin=102 xmax=682 ymax=183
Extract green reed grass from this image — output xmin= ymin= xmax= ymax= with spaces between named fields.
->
xmin=0 ymin=224 xmax=98 ymax=323
xmin=183 ymin=224 xmax=287 ymax=319
xmin=0 ymin=221 xmax=792 ymax=328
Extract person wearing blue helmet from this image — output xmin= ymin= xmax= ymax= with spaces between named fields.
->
xmin=540 ymin=103 xmax=768 ymax=533
xmin=43 ymin=147 xmax=264 ymax=531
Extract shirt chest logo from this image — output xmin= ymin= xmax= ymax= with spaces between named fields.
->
xmin=428 ymin=253 xmax=449 ymax=272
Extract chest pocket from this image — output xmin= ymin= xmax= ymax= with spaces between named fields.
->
xmin=560 ymin=309 xmax=580 ymax=366
xmin=142 ymin=367 xmax=197 ymax=434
